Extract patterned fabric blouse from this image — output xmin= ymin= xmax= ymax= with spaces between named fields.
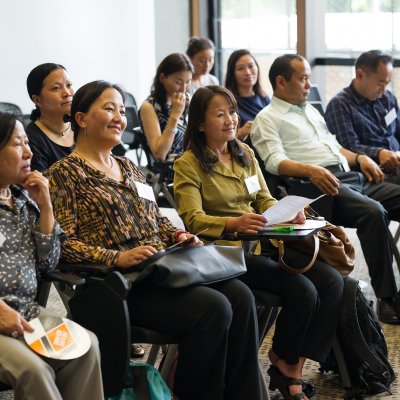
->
xmin=45 ymin=154 xmax=180 ymax=266
xmin=0 ymin=186 xmax=62 ymax=319
xmin=142 ymin=95 xmax=188 ymax=156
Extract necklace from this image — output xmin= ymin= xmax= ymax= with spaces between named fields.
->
xmin=0 ymin=187 xmax=11 ymax=201
xmin=73 ymin=150 xmax=114 ymax=173
xmin=39 ymin=119 xmax=71 ymax=136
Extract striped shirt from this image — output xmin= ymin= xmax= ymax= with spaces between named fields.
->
xmin=45 ymin=155 xmax=180 ymax=266
xmin=325 ymin=82 xmax=400 ymax=161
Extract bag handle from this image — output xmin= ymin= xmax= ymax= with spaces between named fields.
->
xmin=278 ymin=235 xmax=320 ymax=274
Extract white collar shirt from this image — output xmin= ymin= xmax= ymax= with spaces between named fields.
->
xmin=251 ymin=95 xmax=350 ymax=175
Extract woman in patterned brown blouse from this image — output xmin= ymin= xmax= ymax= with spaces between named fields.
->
xmin=46 ymin=80 xmax=264 ymax=400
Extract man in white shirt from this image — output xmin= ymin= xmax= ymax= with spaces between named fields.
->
xmin=252 ymin=54 xmax=400 ymax=324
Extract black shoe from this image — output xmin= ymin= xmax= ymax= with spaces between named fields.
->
xmin=267 ymin=366 xmax=310 ymax=400
xmin=377 ymin=299 xmax=400 ymax=325
xmin=393 ymin=293 xmax=400 ymax=318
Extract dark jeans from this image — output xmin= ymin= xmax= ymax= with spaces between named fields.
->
xmin=127 ymin=278 xmax=262 ymax=400
xmin=240 ymin=246 xmax=344 ymax=365
xmin=333 ymin=171 xmax=400 ymax=298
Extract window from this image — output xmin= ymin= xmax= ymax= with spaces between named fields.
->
xmin=219 ymin=0 xmax=296 ymax=94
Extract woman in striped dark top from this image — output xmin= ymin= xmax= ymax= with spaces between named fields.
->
xmin=46 ymin=80 xmax=264 ymax=400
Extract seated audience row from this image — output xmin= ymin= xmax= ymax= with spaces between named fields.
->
xmin=251 ymin=53 xmax=400 ymax=324
xmin=3 ymin=42 xmax=399 ymax=399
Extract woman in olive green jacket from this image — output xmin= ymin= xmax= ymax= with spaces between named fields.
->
xmin=174 ymin=85 xmax=344 ymax=400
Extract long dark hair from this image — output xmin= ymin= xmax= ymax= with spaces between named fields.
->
xmin=225 ymin=49 xmax=265 ymax=98
xmin=184 ymin=85 xmax=250 ymax=174
xmin=70 ymin=80 xmax=125 ymax=142
xmin=150 ymin=53 xmax=193 ymax=109
xmin=0 ymin=112 xmax=21 ymax=150
xmin=26 ymin=63 xmax=66 ymax=121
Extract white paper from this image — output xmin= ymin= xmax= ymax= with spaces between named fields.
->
xmin=262 ymin=194 xmax=326 ymax=226
xmin=384 ymin=108 xmax=397 ymax=127
xmin=134 ymin=181 xmax=156 ymax=202
xmin=245 ymin=175 xmax=261 ymax=194
xmin=260 ymin=219 xmax=327 ymax=231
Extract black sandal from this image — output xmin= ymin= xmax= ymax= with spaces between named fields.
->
xmin=267 ymin=365 xmax=313 ymax=400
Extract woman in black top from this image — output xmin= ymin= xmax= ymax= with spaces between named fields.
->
xmin=26 ymin=63 xmax=75 ymax=171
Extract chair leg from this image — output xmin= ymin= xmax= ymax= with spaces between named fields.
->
xmin=146 ymin=344 xmax=161 ymax=366
xmin=259 ymin=361 xmax=271 ymax=400
xmin=332 ymin=336 xmax=351 ymax=389
xmin=394 ymin=224 xmax=400 ymax=243
xmin=159 ymin=344 xmax=179 ymax=380
xmin=389 ymin=232 xmax=400 ymax=275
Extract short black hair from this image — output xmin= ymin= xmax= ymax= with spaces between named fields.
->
xmin=269 ymin=54 xmax=305 ymax=90
xmin=355 ymin=50 xmax=393 ymax=73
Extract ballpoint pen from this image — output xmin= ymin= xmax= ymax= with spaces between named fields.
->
xmin=273 ymin=226 xmax=294 ymax=233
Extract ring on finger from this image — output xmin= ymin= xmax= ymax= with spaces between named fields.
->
xmin=11 ymin=330 xmax=19 ymax=339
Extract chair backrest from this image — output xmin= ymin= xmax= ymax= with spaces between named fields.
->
xmin=308 ymin=85 xmax=325 ymax=116
xmin=0 ymin=102 xmax=22 ymax=114
xmin=124 ymin=91 xmax=137 ymax=108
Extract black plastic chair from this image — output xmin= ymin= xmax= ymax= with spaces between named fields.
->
xmin=0 ymin=102 xmax=22 ymax=114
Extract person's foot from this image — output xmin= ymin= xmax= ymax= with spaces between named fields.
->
xmin=131 ymin=343 xmax=145 ymax=358
xmin=393 ymin=292 xmax=400 ymax=318
xmin=268 ymin=348 xmax=280 ymax=366
xmin=377 ymin=299 xmax=400 ymax=324
xmin=267 ymin=365 xmax=309 ymax=400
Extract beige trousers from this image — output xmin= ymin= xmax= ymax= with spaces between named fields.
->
xmin=0 ymin=309 xmax=104 ymax=400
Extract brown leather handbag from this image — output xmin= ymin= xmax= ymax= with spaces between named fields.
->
xmin=278 ymin=209 xmax=355 ymax=276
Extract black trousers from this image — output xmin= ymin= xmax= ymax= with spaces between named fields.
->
xmin=240 ymin=247 xmax=344 ymax=365
xmin=333 ymin=171 xmax=400 ymax=298
xmin=127 ymin=278 xmax=262 ymax=400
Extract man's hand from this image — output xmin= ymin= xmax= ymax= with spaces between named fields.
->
xmin=359 ymin=155 xmax=384 ymax=184
xmin=378 ymin=149 xmax=400 ymax=173
xmin=306 ymin=165 xmax=340 ymax=196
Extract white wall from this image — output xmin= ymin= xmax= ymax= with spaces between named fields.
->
xmin=0 ymin=0 xmax=156 ymax=113
xmin=154 ymin=0 xmax=190 ymax=63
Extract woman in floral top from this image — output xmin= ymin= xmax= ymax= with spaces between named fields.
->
xmin=46 ymin=80 xmax=264 ymax=400
xmin=0 ymin=112 xmax=103 ymax=400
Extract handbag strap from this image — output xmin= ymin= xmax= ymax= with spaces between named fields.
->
xmin=278 ymin=235 xmax=320 ymax=274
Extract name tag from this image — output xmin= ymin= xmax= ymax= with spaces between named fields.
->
xmin=0 ymin=232 xmax=5 ymax=248
xmin=384 ymin=108 xmax=397 ymax=127
xmin=134 ymin=181 xmax=156 ymax=202
xmin=245 ymin=175 xmax=261 ymax=194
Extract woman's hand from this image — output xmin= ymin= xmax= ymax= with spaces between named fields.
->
xmin=289 ymin=210 xmax=306 ymax=224
xmin=0 ymin=300 xmax=34 ymax=337
xmin=22 ymin=171 xmax=52 ymax=211
xmin=177 ymin=233 xmax=204 ymax=247
xmin=170 ymin=92 xmax=187 ymax=119
xmin=226 ymin=213 xmax=267 ymax=234
xmin=115 ymin=246 xmax=158 ymax=269
xmin=237 ymin=121 xmax=253 ymax=141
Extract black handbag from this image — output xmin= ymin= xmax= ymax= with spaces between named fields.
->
xmin=123 ymin=244 xmax=246 ymax=289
